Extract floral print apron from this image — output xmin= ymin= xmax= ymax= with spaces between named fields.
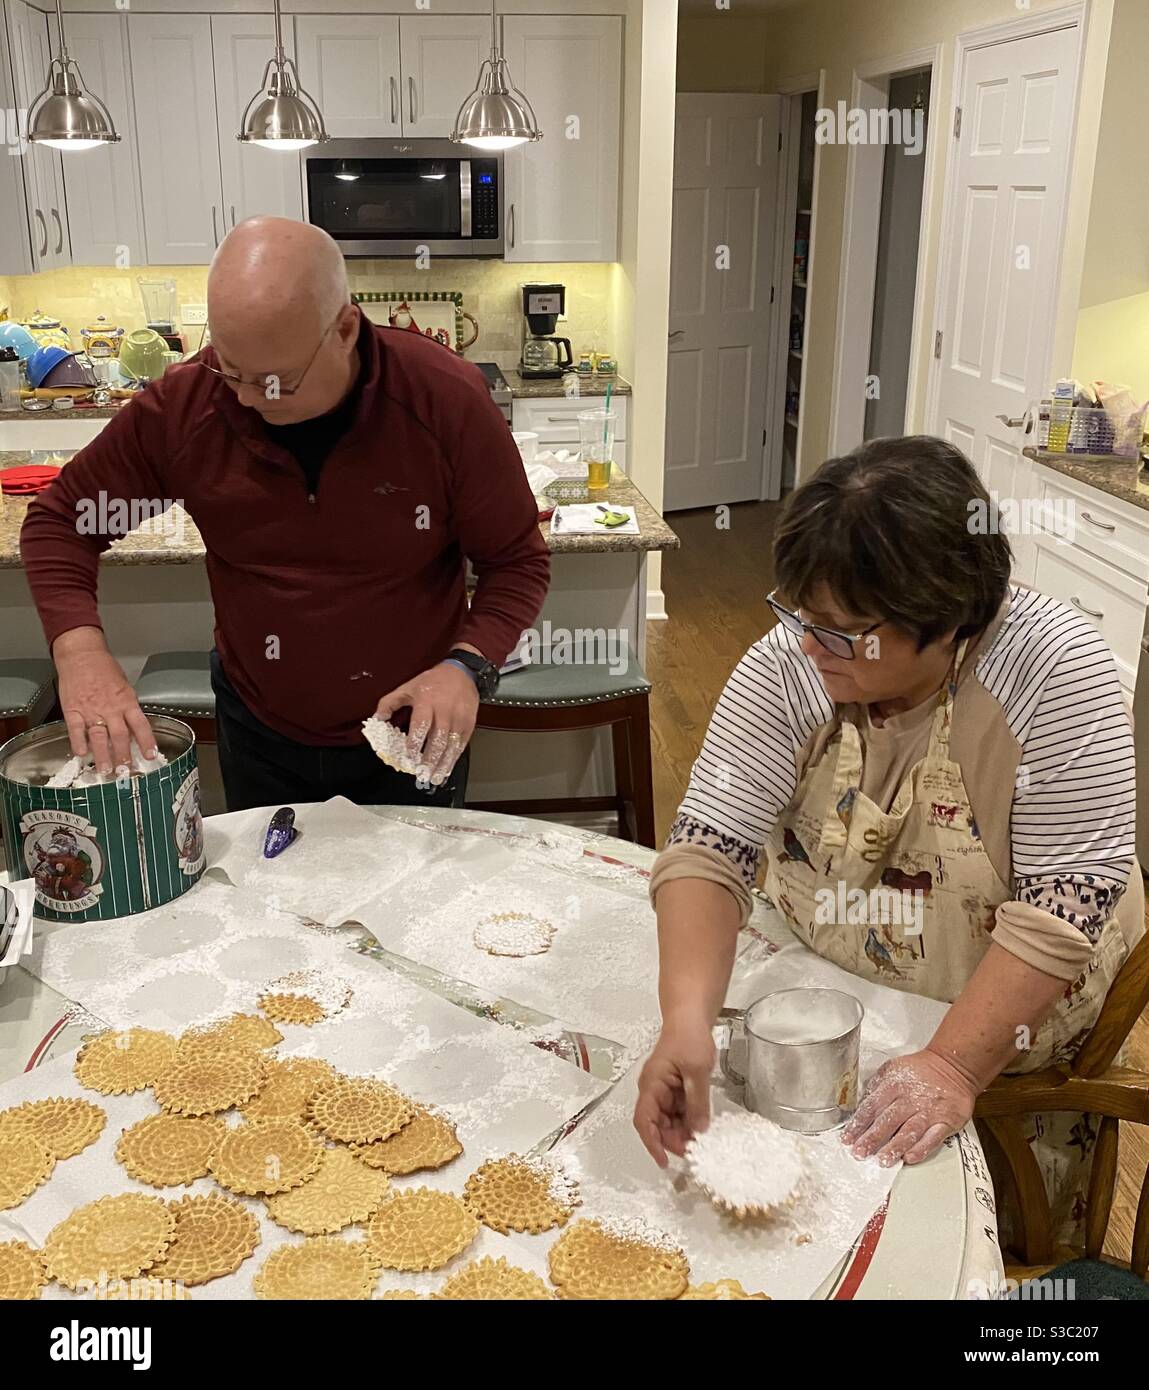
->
xmin=763 ymin=640 xmax=1129 ymax=1246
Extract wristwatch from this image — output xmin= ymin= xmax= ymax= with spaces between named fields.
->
xmin=443 ymin=647 xmax=501 ymax=700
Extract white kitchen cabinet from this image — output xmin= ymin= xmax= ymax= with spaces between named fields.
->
xmin=398 ymin=14 xmax=490 ymax=138
xmin=211 ymin=14 xmax=303 ymax=230
xmin=294 ymin=15 xmax=401 ymax=139
xmin=129 ymin=14 xmax=223 ymax=265
xmin=0 ymin=6 xmax=33 ymax=274
xmin=5 ymin=0 xmax=70 ymax=269
xmin=512 ymin=394 xmax=629 ymax=475
xmin=501 ymin=16 xmax=621 ymax=263
xmin=57 ymin=12 xmax=144 ymax=268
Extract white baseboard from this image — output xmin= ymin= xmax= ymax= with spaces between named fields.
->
xmin=645 ymin=587 xmax=668 ymax=621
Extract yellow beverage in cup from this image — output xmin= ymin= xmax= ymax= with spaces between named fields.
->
xmin=586 ymin=458 xmax=611 ymax=490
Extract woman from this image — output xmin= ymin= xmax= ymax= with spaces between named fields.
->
xmin=635 ymin=436 xmax=1143 ymax=1243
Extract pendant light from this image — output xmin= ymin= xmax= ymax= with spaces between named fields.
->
xmin=239 ymin=0 xmax=328 ymax=151
xmin=451 ymin=0 xmax=541 ymax=151
xmin=28 ymin=0 xmax=119 ymax=151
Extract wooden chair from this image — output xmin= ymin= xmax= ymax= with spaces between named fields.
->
xmin=974 ymin=931 xmax=1149 ymax=1274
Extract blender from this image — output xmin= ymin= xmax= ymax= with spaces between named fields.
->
xmin=137 ymin=278 xmax=185 ymax=353
xmin=520 ymin=283 xmax=572 ymax=379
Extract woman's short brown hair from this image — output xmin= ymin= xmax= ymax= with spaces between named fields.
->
xmin=773 ymin=435 xmax=1012 ymax=648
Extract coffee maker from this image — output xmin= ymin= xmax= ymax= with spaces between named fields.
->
xmin=520 ymin=283 xmax=572 ymax=379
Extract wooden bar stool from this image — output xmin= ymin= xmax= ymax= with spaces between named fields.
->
xmin=0 ymin=657 xmax=56 ymax=744
xmin=134 ymin=651 xmax=217 ymax=744
xmin=468 ymin=653 xmax=656 ymax=848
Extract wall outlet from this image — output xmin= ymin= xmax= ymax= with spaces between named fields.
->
xmin=182 ymin=304 xmax=208 ymax=325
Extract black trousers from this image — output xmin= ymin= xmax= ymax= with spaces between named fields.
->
xmin=210 ymin=650 xmax=470 ymax=814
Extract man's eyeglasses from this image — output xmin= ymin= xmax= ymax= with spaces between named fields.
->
xmin=197 ymin=316 xmax=337 ymax=396
xmin=766 ymin=590 xmax=882 ymax=660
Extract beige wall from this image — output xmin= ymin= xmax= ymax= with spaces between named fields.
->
xmin=676 ymin=11 xmax=770 ymax=92
xmin=677 ymin=0 xmax=1121 ymax=481
xmin=0 ymin=260 xmax=617 ymax=376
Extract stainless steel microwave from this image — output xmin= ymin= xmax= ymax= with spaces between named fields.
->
xmin=303 ymin=138 xmax=504 ymax=259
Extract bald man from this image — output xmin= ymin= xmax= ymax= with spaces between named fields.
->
xmin=21 ymin=218 xmax=550 ymax=812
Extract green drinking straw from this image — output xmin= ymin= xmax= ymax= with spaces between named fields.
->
xmin=603 ymin=380 xmax=614 ymax=473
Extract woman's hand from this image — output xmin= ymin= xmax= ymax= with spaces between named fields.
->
xmin=633 ymin=1017 xmax=716 ymax=1167
xmin=841 ymin=1047 xmax=979 ymax=1167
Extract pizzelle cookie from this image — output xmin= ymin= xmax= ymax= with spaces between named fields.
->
xmin=209 ymin=1119 xmax=322 ymax=1196
xmin=308 ymin=1076 xmax=414 ymax=1145
xmin=254 ymin=1238 xmax=379 ymax=1301
xmin=0 ymin=1097 xmax=105 ymax=1159
xmin=152 ymin=1046 xmax=267 ymax=1116
xmin=115 ymin=1113 xmax=226 ymax=1187
xmin=149 ymin=1194 xmax=261 ymax=1286
xmin=352 ymin=1105 xmax=462 ymax=1175
xmin=0 ymin=1240 xmax=47 ymax=1299
xmin=44 ymin=1194 xmax=177 ymax=1291
xmin=0 ymin=1133 xmax=54 ymax=1210
xmin=366 ymin=1188 xmax=479 ymax=1272
xmin=242 ymin=1056 xmax=337 ymax=1122
xmin=473 ymin=911 xmax=557 ymax=957
xmin=547 ymin=1220 xmax=690 ymax=1301
xmin=257 ymin=992 xmax=326 ymax=1026
xmin=680 ymin=1279 xmax=771 ymax=1300
xmin=684 ymin=1110 xmax=805 ymax=1219
xmin=435 ymin=1257 xmax=554 ymax=1301
xmin=463 ymin=1154 xmax=579 ymax=1235
xmin=265 ymin=1147 xmax=391 ymax=1234
xmin=73 ymin=1029 xmax=178 ymax=1095
xmin=94 ymin=1276 xmax=192 ymax=1301
xmin=185 ymin=1014 xmax=284 ymax=1052
xmin=377 ymin=1289 xmax=423 ymax=1300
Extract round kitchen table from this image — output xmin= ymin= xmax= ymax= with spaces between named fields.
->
xmin=0 ymin=804 xmax=1005 ymax=1299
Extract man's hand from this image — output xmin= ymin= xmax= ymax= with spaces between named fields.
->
xmin=53 ymin=627 xmax=157 ymax=773
xmin=633 ymin=1017 xmax=716 ymax=1167
xmin=840 ymin=1047 xmax=979 ymax=1167
xmin=373 ymin=658 xmax=480 ymax=786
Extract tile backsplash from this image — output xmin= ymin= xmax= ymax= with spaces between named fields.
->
xmin=0 ymin=260 xmax=617 ymax=375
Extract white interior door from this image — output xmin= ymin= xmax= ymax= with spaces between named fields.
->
xmin=212 ymin=15 xmax=304 ymax=228
xmin=930 ymin=24 xmax=1080 ymax=581
xmin=664 ymin=93 xmax=780 ymax=512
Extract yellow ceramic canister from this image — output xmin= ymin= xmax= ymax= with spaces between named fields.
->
xmin=80 ymin=316 xmax=124 ymax=358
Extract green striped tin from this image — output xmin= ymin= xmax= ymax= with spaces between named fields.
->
xmin=0 ymin=717 xmax=204 ymax=923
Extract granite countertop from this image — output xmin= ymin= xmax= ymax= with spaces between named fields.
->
xmin=1023 ymin=447 xmax=1149 ymax=514
xmin=0 ymin=452 xmax=677 ymax=567
xmin=508 ymin=372 xmax=632 ymax=399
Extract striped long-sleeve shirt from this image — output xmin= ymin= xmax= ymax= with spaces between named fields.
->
xmin=655 ymin=587 xmax=1143 ymax=978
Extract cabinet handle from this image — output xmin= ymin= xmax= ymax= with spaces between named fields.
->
xmin=51 ymin=208 xmax=63 ymax=254
xmin=33 ymin=208 xmax=48 ymax=257
xmin=1070 ymin=595 xmax=1104 ymax=620
xmin=508 ymin=202 xmax=515 ymax=249
xmin=1080 ymin=510 xmax=1116 ymax=533
xmin=545 ymin=415 xmax=575 ymax=423
xmin=408 ymin=75 xmax=417 ymax=124
xmin=211 ymin=205 xmax=219 ymax=248
xmin=229 ymin=205 xmax=236 ymax=229
xmin=390 ymin=75 xmax=398 ymax=125
xmin=668 ymin=329 xmax=684 ymax=340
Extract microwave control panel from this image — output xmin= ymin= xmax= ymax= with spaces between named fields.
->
xmin=472 ymin=161 xmax=501 ymax=241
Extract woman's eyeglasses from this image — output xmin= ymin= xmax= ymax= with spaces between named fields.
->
xmin=766 ymin=590 xmax=882 ymax=660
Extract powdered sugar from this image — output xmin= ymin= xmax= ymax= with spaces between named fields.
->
xmin=685 ymin=1111 xmax=805 ymax=1215
xmin=361 ymin=717 xmax=419 ymax=776
xmin=473 ymin=911 xmax=556 ymax=957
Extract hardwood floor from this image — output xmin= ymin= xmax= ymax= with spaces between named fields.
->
xmin=646 ymin=498 xmax=1149 ymax=1272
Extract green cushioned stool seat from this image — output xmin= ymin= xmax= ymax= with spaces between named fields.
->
xmin=0 ymin=658 xmax=56 ymax=736
xmin=485 ymin=652 xmax=650 ymax=706
xmin=473 ymin=650 xmax=655 ymax=847
xmin=134 ymin=653 xmax=217 ymax=742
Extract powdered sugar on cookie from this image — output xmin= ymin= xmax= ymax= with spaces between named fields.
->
xmin=685 ymin=1110 xmax=806 ymax=1218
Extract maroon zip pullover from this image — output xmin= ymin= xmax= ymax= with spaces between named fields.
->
xmin=20 ymin=312 xmax=550 ymax=745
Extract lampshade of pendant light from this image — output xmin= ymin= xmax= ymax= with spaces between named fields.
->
xmin=239 ymin=0 xmax=328 ymax=150
xmin=28 ymin=0 xmax=119 ymax=151
xmin=451 ymin=0 xmax=542 ymax=150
